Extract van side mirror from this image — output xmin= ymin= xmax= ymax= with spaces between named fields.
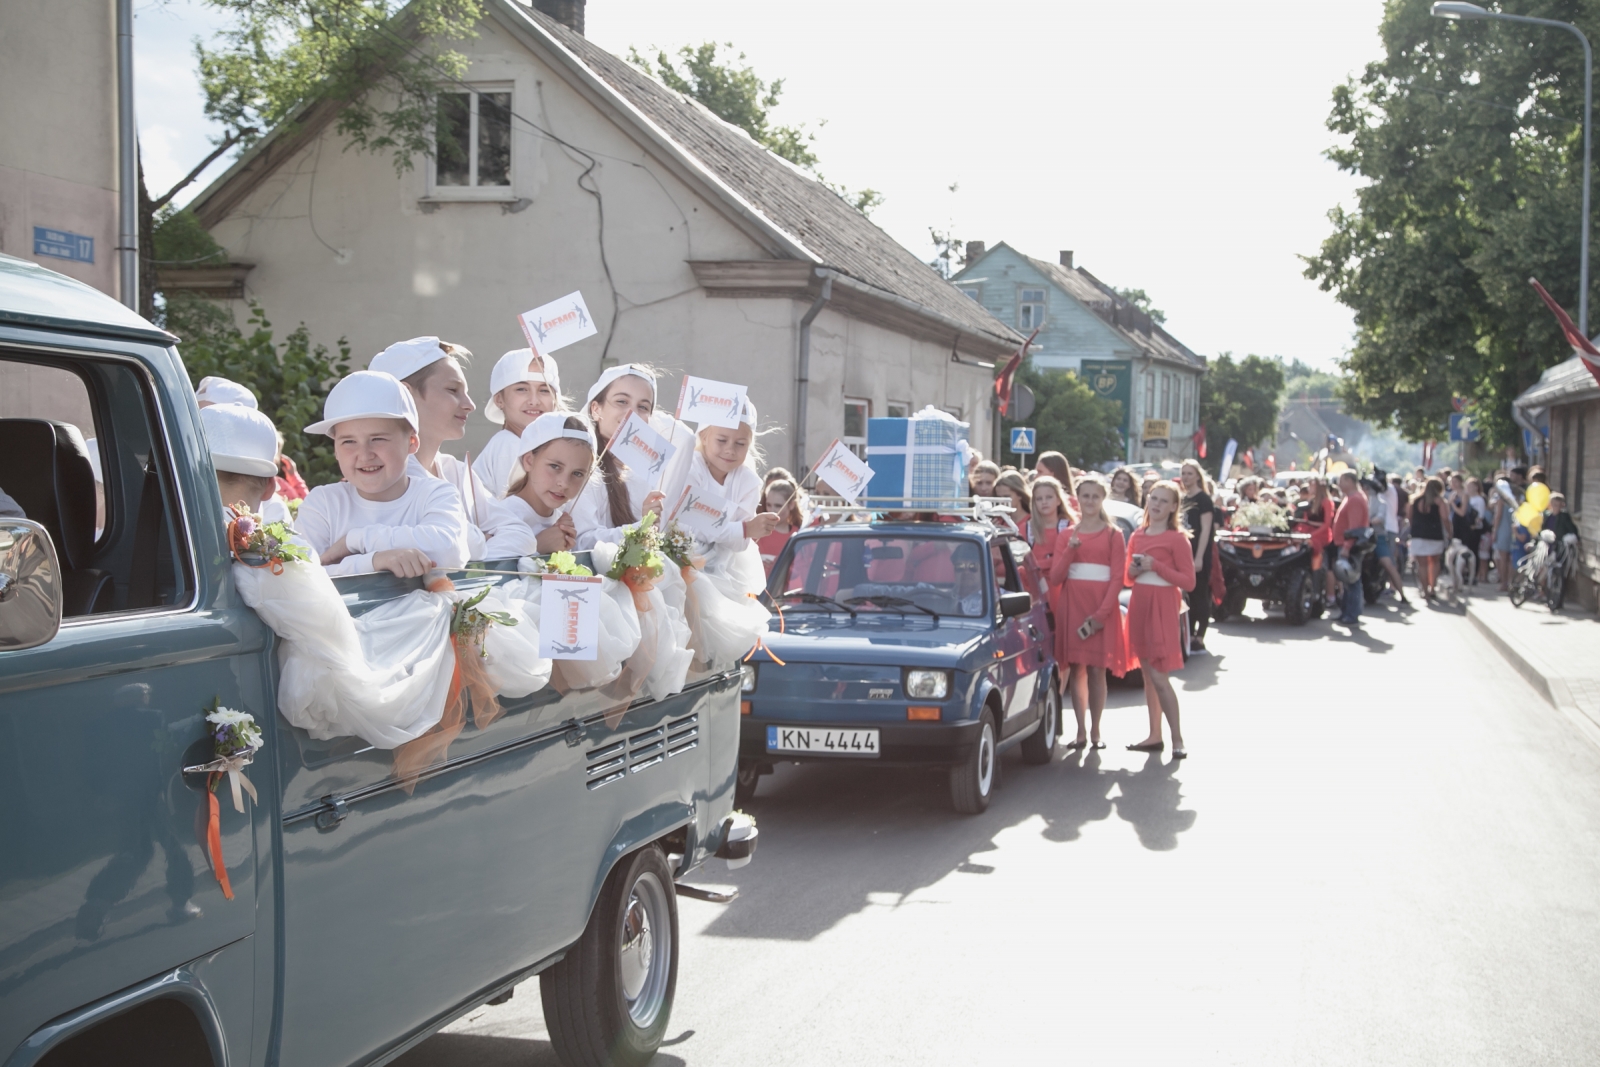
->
xmin=999 ymin=591 xmax=1032 ymax=618
xmin=0 ymin=519 xmax=63 ymax=651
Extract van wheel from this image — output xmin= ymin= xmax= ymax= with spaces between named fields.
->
xmin=950 ymin=712 xmax=997 ymax=814
xmin=1021 ymin=686 xmax=1058 ymax=765
xmin=734 ymin=759 xmax=760 ymax=806
xmin=541 ymin=846 xmax=678 ymax=1067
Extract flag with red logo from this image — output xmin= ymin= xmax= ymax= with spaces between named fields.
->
xmin=994 ymin=329 xmax=1038 ymax=417
xmin=1529 ymin=277 xmax=1600 ymax=388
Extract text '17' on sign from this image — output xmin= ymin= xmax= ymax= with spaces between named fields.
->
xmin=538 ymin=574 xmax=601 ymax=660
xmin=518 ymin=291 xmax=597 ymax=357
xmin=1009 ymin=427 xmax=1035 ymax=454
xmin=675 ymin=375 xmax=748 ymax=429
xmin=810 ymin=438 xmax=873 ymax=502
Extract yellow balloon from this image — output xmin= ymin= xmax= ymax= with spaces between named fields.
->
xmin=1525 ymin=482 xmax=1551 ymax=511
xmin=1515 ymin=502 xmax=1543 ymax=532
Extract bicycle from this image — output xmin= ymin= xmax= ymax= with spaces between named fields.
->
xmin=1510 ymin=530 xmax=1578 ymax=612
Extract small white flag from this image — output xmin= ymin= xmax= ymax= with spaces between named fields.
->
xmin=518 ymin=291 xmax=598 ymax=356
xmin=668 ymin=484 xmax=735 ymax=542
xmin=675 ymin=375 xmax=749 ymax=429
xmin=608 ymin=410 xmax=677 ymax=479
xmin=811 ymin=438 xmax=874 ymax=503
xmin=538 ymin=574 xmax=601 ymax=660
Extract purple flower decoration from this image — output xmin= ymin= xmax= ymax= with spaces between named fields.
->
xmin=235 ymin=515 xmax=257 ymax=537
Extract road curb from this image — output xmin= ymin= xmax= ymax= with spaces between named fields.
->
xmin=1466 ymin=602 xmax=1600 ymax=748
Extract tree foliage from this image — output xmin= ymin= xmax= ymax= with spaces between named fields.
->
xmin=1281 ymin=357 xmax=1342 ymax=402
xmin=1304 ymin=0 xmax=1599 ymax=448
xmin=628 ymin=41 xmax=882 ymax=216
xmin=1001 ymin=365 xmax=1125 ymax=469
xmin=165 ymin=298 xmax=352 ymax=487
xmin=1112 ymin=287 xmax=1166 ymax=325
xmin=1199 ymin=353 xmax=1285 ymax=461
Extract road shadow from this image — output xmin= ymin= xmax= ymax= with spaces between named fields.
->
xmin=393 ymin=1033 xmax=686 ymax=1067
xmin=699 ymin=737 xmax=1196 ymax=942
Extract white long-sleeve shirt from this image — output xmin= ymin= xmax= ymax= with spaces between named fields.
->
xmin=297 ymin=476 xmax=470 ymax=576
xmin=680 ymin=452 xmax=761 ymax=549
xmin=410 ymin=453 xmax=537 ymax=561
xmin=471 ymin=428 xmax=524 ymax=500
xmin=502 ymin=494 xmax=561 ymax=538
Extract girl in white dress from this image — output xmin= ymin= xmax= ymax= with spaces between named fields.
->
xmin=473 ymin=348 xmax=566 ymax=498
xmin=503 ymin=413 xmax=595 ymax=554
xmin=571 ymin=363 xmax=668 ymax=549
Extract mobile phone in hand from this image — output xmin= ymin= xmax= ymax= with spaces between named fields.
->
xmin=1077 ymin=618 xmax=1095 ymax=640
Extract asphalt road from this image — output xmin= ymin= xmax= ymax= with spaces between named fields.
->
xmin=397 ymin=595 xmax=1600 ymax=1066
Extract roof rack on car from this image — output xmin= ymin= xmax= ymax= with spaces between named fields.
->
xmin=806 ymin=496 xmax=1022 ymax=535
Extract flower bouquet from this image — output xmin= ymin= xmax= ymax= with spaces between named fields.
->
xmin=183 ymin=700 xmax=265 ymax=900
xmin=608 ymin=511 xmax=667 ymax=608
xmin=227 ymin=506 xmax=310 ymax=574
xmin=1231 ymin=499 xmax=1289 ymax=534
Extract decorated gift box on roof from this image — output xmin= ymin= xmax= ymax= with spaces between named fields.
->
xmin=865 ymin=406 xmax=971 ymax=509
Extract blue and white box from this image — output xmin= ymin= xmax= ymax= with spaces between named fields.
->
xmin=865 ymin=407 xmax=970 ymax=508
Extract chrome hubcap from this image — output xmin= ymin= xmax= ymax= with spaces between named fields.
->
xmin=977 ymin=723 xmax=994 ymax=795
xmin=617 ymin=872 xmax=671 ymax=1027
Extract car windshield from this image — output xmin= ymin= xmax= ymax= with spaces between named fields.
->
xmin=771 ymin=534 xmax=992 ymax=617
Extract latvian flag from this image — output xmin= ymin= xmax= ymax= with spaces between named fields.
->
xmin=1529 ymin=278 xmax=1600 ymax=388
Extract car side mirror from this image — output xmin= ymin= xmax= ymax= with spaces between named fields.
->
xmin=0 ymin=519 xmax=63 ymax=651
xmin=999 ymin=591 xmax=1032 ymax=618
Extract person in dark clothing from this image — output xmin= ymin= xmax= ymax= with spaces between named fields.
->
xmin=1179 ymin=459 xmax=1215 ymax=653
xmin=1545 ymin=493 xmax=1581 ymax=543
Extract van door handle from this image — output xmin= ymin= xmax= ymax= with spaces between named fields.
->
xmin=315 ymin=795 xmax=348 ymax=831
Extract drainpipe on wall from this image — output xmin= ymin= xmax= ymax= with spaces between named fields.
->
xmin=116 ymin=0 xmax=138 ymax=311
xmin=795 ymin=270 xmax=834 ymax=474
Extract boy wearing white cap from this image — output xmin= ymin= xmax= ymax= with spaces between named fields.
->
xmin=200 ymin=402 xmax=281 ymax=514
xmin=473 ymin=348 xmax=564 ymax=497
xmin=195 ymin=376 xmax=258 ymax=409
xmin=295 ymin=371 xmax=470 ymax=577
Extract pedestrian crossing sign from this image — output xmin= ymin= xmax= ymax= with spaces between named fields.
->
xmin=1010 ymin=427 xmax=1035 ymax=454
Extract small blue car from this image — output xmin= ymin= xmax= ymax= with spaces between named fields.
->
xmin=738 ymin=517 xmax=1061 ymax=813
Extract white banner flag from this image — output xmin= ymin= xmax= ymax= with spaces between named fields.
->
xmin=668 ymin=484 xmax=735 ymax=542
xmin=608 ymin=410 xmax=676 ymax=479
xmin=538 ymin=574 xmax=601 ymax=660
xmin=811 ymin=438 xmax=874 ymax=503
xmin=675 ymin=375 xmax=748 ymax=429
xmin=518 ymin=291 xmax=598 ymax=356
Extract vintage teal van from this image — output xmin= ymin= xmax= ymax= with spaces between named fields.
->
xmin=0 ymin=254 xmax=751 ymax=1067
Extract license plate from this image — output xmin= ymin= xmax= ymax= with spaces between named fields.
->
xmin=767 ymin=726 xmax=880 ymax=757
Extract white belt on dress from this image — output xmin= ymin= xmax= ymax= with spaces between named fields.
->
xmin=1067 ymin=563 xmax=1112 ymax=581
xmin=1134 ymin=571 xmax=1172 ymax=586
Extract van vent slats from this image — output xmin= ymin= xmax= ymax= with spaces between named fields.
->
xmin=586 ymin=717 xmax=693 ymax=789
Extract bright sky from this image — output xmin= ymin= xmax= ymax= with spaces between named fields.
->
xmin=135 ymin=0 xmax=1390 ymax=371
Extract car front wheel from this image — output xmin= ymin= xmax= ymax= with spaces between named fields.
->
xmin=1021 ymin=685 xmax=1058 ymax=765
xmin=541 ymin=846 xmax=679 ymax=1067
xmin=950 ymin=712 xmax=997 ymax=814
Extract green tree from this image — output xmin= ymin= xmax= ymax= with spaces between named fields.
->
xmin=1280 ymin=357 xmax=1342 ymax=402
xmin=1304 ymin=0 xmax=1598 ymax=448
xmin=167 ymin=298 xmax=352 ymax=487
xmin=1001 ymin=365 xmax=1125 ymax=469
xmin=1113 ymin=287 xmax=1166 ymax=325
xmin=1200 ymin=353 xmax=1285 ymax=462
xmin=628 ymin=41 xmax=882 ymax=216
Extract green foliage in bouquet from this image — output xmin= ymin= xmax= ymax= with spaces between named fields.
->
xmin=1231 ymin=500 xmax=1289 ymax=532
xmin=450 ymin=586 xmax=518 ymax=653
xmin=607 ymin=512 xmax=666 ymax=581
xmin=660 ymin=522 xmax=696 ymax=569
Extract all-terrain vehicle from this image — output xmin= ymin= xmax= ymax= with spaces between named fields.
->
xmin=1213 ymin=524 xmax=1325 ymax=626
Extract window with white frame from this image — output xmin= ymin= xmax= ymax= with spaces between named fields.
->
xmin=1160 ymin=373 xmax=1172 ymax=420
xmin=1018 ymin=288 xmax=1046 ymax=331
xmin=433 ymin=86 xmax=513 ymax=194
xmin=843 ymin=398 xmax=871 ymax=458
xmin=1181 ymin=375 xmax=1193 ymax=423
xmin=1143 ymin=372 xmax=1155 ymax=420
xmin=886 ymin=400 xmax=910 ymax=419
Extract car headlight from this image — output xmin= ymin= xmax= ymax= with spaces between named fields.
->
xmin=741 ymin=664 xmax=757 ymax=693
xmin=904 ymin=669 xmax=950 ymax=700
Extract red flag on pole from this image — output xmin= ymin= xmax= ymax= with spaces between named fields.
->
xmin=1529 ymin=277 xmax=1600 ymax=388
xmin=995 ymin=329 xmax=1038 ymax=417
xmin=1192 ymin=424 xmax=1207 ymax=459
xmin=1242 ymin=448 xmax=1255 ymax=470
xmin=1422 ymin=440 xmax=1436 ymax=469
xmin=1265 ymin=453 xmax=1277 ymax=471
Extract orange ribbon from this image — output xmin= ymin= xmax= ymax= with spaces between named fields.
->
xmin=622 ymin=565 xmax=658 ymax=612
xmin=204 ymin=772 xmax=234 ymax=900
xmin=743 ymin=592 xmax=786 ymax=665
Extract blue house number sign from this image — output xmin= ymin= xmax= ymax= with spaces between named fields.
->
xmin=1010 ymin=427 xmax=1036 ymax=454
xmin=33 ymin=227 xmax=95 ymax=264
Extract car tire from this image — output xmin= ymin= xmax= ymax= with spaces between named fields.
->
xmin=1283 ymin=569 xmax=1314 ymax=626
xmin=1021 ymin=685 xmax=1058 ymax=765
xmin=734 ymin=759 xmax=760 ymax=807
xmin=950 ymin=711 xmax=997 ymax=814
xmin=541 ymin=846 xmax=679 ymax=1067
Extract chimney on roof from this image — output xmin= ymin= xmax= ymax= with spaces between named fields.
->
xmin=531 ymin=0 xmax=585 ymax=34
xmin=965 ymin=240 xmax=986 ymax=263
xmin=1060 ymin=250 xmax=1074 ymax=269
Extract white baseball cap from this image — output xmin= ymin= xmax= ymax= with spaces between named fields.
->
xmin=195 ymin=376 xmax=258 ymax=409
xmin=368 ymin=336 xmax=448 ymax=382
xmin=200 ymin=403 xmax=280 ymax=477
xmin=304 ymin=371 xmax=419 ymax=436
xmin=486 ymin=348 xmax=563 ymax=425
xmin=510 ymin=412 xmax=596 ymax=486
xmin=585 ymin=363 xmax=657 ymax=409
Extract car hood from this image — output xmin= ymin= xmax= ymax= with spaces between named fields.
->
xmin=756 ymin=613 xmax=988 ymax=668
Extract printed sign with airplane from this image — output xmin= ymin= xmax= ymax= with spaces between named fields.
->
xmin=538 ymin=575 xmax=601 ymax=660
xmin=518 ymin=291 xmax=598 ymax=356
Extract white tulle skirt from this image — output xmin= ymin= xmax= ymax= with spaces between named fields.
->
xmin=682 ymin=541 xmax=771 ymax=669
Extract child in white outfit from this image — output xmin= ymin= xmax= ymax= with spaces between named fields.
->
xmin=296 ymin=371 xmax=470 ymax=577
xmin=503 ymin=413 xmax=596 ymax=553
xmin=473 ymin=348 xmax=565 ymax=498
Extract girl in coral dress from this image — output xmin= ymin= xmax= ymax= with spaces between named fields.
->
xmin=1124 ymin=480 xmax=1196 ymax=758
xmin=1028 ymin=475 xmax=1073 ymax=579
xmin=1048 ymin=474 xmax=1130 ymax=750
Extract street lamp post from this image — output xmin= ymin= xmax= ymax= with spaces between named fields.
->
xmin=1432 ymin=2 xmax=1594 ymax=334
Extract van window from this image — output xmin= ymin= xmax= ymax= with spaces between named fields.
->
xmin=0 ymin=350 xmax=192 ymax=617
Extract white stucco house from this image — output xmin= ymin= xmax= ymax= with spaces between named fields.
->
xmin=179 ymin=0 xmax=1021 ymax=472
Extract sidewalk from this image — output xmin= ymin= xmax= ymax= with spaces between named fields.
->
xmin=1466 ymin=590 xmax=1600 ymax=743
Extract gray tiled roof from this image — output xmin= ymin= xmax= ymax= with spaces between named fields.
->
xmin=1019 ymin=250 xmax=1204 ymax=371
xmin=518 ymin=7 xmax=1019 ymax=346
